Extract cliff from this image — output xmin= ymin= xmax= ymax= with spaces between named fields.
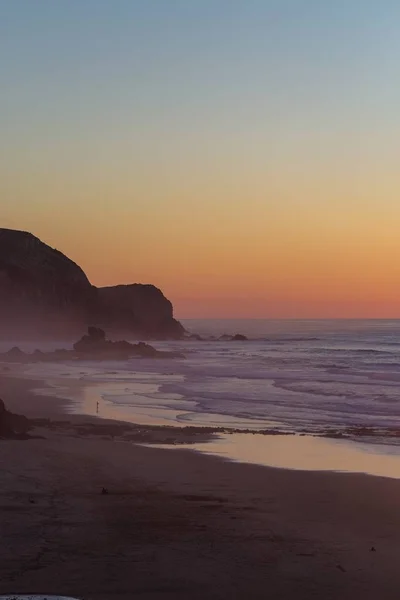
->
xmin=0 ymin=228 xmax=95 ymax=337
xmin=97 ymin=284 xmax=185 ymax=339
xmin=0 ymin=228 xmax=184 ymax=340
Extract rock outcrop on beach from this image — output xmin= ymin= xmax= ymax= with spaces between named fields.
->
xmin=0 ymin=398 xmax=29 ymax=438
xmin=73 ymin=326 xmax=184 ymax=359
xmin=0 ymin=228 xmax=184 ymax=340
xmin=0 ymin=328 xmax=184 ymax=362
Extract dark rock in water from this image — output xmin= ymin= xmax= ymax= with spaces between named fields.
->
xmin=0 ymin=228 xmax=185 ymax=340
xmin=232 ymin=334 xmax=248 ymax=341
xmin=218 ymin=334 xmax=248 ymax=341
xmin=87 ymin=326 xmax=106 ymax=341
xmin=188 ymin=334 xmax=203 ymax=341
xmin=32 ymin=349 xmax=44 ymax=362
xmin=73 ymin=328 xmax=184 ymax=360
xmin=74 ymin=327 xmax=138 ymax=357
xmin=0 ymin=397 xmax=30 ymax=438
xmin=73 ymin=330 xmax=105 ymax=353
xmin=110 ymin=340 xmax=134 ymax=353
xmin=0 ymin=326 xmax=185 ymax=362
xmin=5 ymin=346 xmax=26 ymax=360
xmin=133 ymin=341 xmax=158 ymax=357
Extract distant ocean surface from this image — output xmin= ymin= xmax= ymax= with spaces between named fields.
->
xmin=12 ymin=319 xmax=400 ymax=446
xmin=180 ymin=319 xmax=400 ymax=441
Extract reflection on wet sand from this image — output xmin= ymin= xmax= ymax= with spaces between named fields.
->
xmin=23 ymin=372 xmax=400 ymax=479
xmin=178 ymin=433 xmax=400 ymax=479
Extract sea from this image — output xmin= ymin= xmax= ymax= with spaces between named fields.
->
xmin=6 ymin=319 xmax=400 ymax=478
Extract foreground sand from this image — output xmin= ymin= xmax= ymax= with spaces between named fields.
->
xmin=2 ymin=377 xmax=400 ymax=599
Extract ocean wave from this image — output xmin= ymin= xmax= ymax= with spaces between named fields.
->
xmin=259 ymin=336 xmax=321 ymax=343
xmin=316 ymin=348 xmax=395 ymax=355
xmin=19 ymin=319 xmax=400 ymax=447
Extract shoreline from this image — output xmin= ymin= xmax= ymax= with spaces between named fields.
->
xmin=2 ymin=376 xmax=400 ymax=597
xmin=5 ymin=358 xmax=400 ymax=449
xmin=4 ymin=372 xmax=400 ymax=480
xmin=0 ymin=375 xmax=220 ymax=446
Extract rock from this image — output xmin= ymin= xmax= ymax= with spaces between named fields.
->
xmin=111 ymin=340 xmax=135 ymax=353
xmin=87 ymin=326 xmax=106 ymax=341
xmin=131 ymin=341 xmax=158 ymax=358
xmin=218 ymin=333 xmax=248 ymax=341
xmin=74 ymin=327 xmax=136 ymax=357
xmin=0 ymin=228 xmax=95 ymax=338
xmin=5 ymin=346 xmax=26 ymax=360
xmin=188 ymin=334 xmax=203 ymax=341
xmin=73 ymin=328 xmax=108 ymax=353
xmin=232 ymin=334 xmax=248 ymax=341
xmin=0 ymin=327 xmax=185 ymax=362
xmin=72 ymin=327 xmax=183 ymax=360
xmin=96 ymin=284 xmax=185 ymax=340
xmin=0 ymin=228 xmax=185 ymax=340
xmin=0 ymin=397 xmax=30 ymax=438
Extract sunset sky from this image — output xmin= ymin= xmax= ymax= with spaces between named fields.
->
xmin=2 ymin=1 xmax=400 ymax=318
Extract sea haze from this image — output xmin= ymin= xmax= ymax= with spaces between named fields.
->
xmin=10 ymin=319 xmax=400 ymax=446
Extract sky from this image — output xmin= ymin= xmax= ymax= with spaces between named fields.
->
xmin=1 ymin=0 xmax=400 ymax=318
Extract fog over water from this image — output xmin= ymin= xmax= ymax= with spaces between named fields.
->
xmin=6 ymin=319 xmax=400 ymax=476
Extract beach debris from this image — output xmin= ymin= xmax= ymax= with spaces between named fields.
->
xmin=101 ymin=487 xmax=109 ymax=495
xmin=370 ymin=546 xmax=376 ymax=552
xmin=336 ymin=564 xmax=346 ymax=572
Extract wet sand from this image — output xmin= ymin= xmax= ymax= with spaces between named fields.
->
xmin=2 ymin=377 xmax=400 ymax=599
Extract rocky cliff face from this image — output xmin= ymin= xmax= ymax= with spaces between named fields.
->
xmin=0 ymin=228 xmax=95 ymax=337
xmin=0 ymin=228 xmax=184 ymax=340
xmin=97 ymin=284 xmax=185 ymax=339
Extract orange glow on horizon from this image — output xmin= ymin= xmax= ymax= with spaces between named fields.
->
xmin=3 ymin=114 xmax=400 ymax=320
xmin=9 ymin=189 xmax=399 ymax=319
xmin=3 ymin=1 xmax=400 ymax=319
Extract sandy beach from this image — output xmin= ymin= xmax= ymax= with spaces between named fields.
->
xmin=2 ymin=376 xmax=400 ymax=599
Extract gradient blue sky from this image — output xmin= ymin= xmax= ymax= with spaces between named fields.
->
xmin=1 ymin=1 xmax=400 ymax=317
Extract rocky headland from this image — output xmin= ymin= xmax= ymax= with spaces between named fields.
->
xmin=0 ymin=228 xmax=184 ymax=340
